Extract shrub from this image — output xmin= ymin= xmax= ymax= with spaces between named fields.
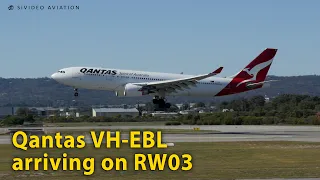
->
xmin=1 ymin=115 xmax=24 ymax=126
xmin=165 ymin=121 xmax=181 ymax=126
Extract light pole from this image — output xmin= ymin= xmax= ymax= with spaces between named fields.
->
xmin=72 ymin=100 xmax=76 ymax=117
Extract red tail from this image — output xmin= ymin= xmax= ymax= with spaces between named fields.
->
xmin=233 ymin=48 xmax=277 ymax=81
xmin=216 ymin=48 xmax=278 ymax=96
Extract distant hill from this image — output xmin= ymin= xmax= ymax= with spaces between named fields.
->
xmin=0 ymin=75 xmax=320 ymax=107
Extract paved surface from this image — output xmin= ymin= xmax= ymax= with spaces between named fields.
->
xmin=1 ymin=125 xmax=320 ymax=144
xmin=160 ymin=125 xmax=320 ymax=142
xmin=1 ymin=125 xmax=320 ymax=179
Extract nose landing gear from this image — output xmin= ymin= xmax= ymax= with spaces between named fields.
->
xmin=74 ymin=88 xmax=79 ymax=97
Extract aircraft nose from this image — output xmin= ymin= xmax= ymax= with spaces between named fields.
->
xmin=51 ymin=73 xmax=62 ymax=81
xmin=50 ymin=71 xmax=75 ymax=86
xmin=51 ymin=73 xmax=57 ymax=79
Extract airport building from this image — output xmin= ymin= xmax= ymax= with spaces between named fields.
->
xmin=92 ymin=108 xmax=140 ymax=117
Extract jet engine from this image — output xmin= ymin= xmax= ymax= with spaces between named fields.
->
xmin=124 ymin=83 xmax=148 ymax=97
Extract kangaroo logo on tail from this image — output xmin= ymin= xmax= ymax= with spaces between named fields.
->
xmin=215 ymin=48 xmax=278 ymax=96
xmin=236 ymin=58 xmax=274 ymax=87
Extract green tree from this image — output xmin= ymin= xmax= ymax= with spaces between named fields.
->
xmin=181 ymin=103 xmax=190 ymax=110
xmin=168 ymin=104 xmax=179 ymax=112
xmin=219 ymin=101 xmax=228 ymax=109
xmin=194 ymin=102 xmax=205 ymax=108
xmin=1 ymin=116 xmax=24 ymax=126
xmin=16 ymin=107 xmax=30 ymax=116
xmin=250 ymin=95 xmax=265 ymax=108
xmin=25 ymin=114 xmax=35 ymax=123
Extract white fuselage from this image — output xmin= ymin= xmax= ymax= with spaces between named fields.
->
xmin=51 ymin=67 xmax=233 ymax=97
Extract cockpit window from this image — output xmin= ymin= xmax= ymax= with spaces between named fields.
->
xmin=58 ymin=70 xmax=66 ymax=73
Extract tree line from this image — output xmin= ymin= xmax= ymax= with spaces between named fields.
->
xmin=1 ymin=94 xmax=320 ymax=126
xmin=172 ymin=94 xmax=320 ymax=125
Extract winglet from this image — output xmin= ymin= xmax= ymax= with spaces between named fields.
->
xmin=211 ymin=67 xmax=223 ymax=74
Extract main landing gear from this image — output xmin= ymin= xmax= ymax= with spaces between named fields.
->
xmin=152 ymin=96 xmax=171 ymax=111
xmin=74 ymin=88 xmax=79 ymax=97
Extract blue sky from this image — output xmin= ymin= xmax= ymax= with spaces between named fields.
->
xmin=1 ymin=0 xmax=320 ymax=78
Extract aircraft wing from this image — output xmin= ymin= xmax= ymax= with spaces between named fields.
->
xmin=133 ymin=67 xmax=223 ymax=93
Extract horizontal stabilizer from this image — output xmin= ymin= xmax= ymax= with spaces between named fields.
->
xmin=246 ymin=80 xmax=279 ymax=88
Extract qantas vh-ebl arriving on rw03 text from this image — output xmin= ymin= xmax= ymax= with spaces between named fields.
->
xmin=51 ymin=48 xmax=278 ymax=109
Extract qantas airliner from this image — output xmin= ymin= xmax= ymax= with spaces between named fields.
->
xmin=51 ymin=48 xmax=278 ymax=109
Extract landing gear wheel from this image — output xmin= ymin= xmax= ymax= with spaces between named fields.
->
xmin=158 ymin=99 xmax=166 ymax=109
xmin=152 ymin=99 xmax=158 ymax=104
xmin=165 ymin=103 xmax=171 ymax=109
xmin=74 ymin=88 xmax=79 ymax=97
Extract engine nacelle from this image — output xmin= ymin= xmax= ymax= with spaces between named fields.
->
xmin=124 ymin=83 xmax=146 ymax=97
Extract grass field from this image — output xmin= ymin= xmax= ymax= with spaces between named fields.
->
xmin=1 ymin=141 xmax=320 ymax=179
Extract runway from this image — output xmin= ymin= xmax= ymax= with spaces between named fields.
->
xmin=161 ymin=125 xmax=320 ymax=142
xmin=0 ymin=125 xmax=320 ymax=144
